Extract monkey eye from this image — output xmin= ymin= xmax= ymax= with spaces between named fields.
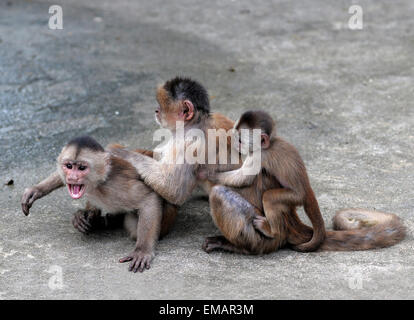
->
xmin=78 ymin=165 xmax=87 ymax=171
xmin=65 ymin=163 xmax=72 ymax=169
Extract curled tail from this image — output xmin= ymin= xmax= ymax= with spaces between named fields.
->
xmin=319 ymin=208 xmax=406 ymax=251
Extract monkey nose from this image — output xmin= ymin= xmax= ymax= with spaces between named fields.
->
xmin=67 ymin=177 xmax=80 ymax=184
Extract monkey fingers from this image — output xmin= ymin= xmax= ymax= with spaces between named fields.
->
xmin=72 ymin=210 xmax=92 ymax=233
xmin=21 ymin=187 xmax=42 ymax=216
xmin=119 ymin=250 xmax=153 ymax=273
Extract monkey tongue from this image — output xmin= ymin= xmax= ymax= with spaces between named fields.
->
xmin=68 ymin=184 xmax=85 ymax=199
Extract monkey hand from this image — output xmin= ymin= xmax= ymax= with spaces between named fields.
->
xmin=119 ymin=249 xmax=154 ymax=273
xmin=72 ymin=210 xmax=95 ymax=233
xmin=21 ymin=187 xmax=43 ymax=216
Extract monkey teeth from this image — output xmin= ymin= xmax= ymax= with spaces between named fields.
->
xmin=67 ymin=184 xmax=85 ymax=199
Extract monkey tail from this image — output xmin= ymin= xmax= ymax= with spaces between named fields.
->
xmin=319 ymin=208 xmax=406 ymax=251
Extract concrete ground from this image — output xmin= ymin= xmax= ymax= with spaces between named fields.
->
xmin=0 ymin=0 xmax=413 ymax=299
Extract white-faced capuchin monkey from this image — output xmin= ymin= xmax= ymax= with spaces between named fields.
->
xmin=110 ymin=77 xmax=238 ymax=206
xmin=21 ymin=136 xmax=177 ymax=273
xmin=201 ymin=110 xmax=406 ymax=254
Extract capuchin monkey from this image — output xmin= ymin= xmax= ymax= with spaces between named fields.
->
xmin=21 ymin=136 xmax=177 ymax=273
xmin=200 ymin=110 xmax=405 ymax=254
xmin=110 ymin=77 xmax=238 ymax=207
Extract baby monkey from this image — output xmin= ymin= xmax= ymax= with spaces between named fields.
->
xmin=208 ymin=110 xmax=326 ymax=252
xmin=21 ymin=136 xmax=177 ymax=273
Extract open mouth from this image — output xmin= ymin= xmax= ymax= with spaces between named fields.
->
xmin=67 ymin=184 xmax=85 ymax=199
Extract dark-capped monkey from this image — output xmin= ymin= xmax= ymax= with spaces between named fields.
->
xmin=109 ymin=77 xmax=238 ymax=206
xmin=21 ymin=136 xmax=177 ymax=273
xmin=202 ymin=110 xmax=405 ymax=254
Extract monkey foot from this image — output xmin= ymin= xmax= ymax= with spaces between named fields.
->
xmin=119 ymin=250 xmax=154 ymax=273
xmin=252 ymin=216 xmax=273 ymax=238
xmin=202 ymin=236 xmax=227 ymax=253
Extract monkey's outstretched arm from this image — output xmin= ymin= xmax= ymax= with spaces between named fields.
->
xmin=213 ymin=169 xmax=256 ymax=188
xmin=21 ymin=171 xmax=64 ymax=216
xmin=121 ymin=151 xmax=198 ymax=206
xmin=107 ymin=144 xmax=154 ymax=158
xmin=210 ymin=154 xmax=256 ymax=187
xmin=134 ymin=148 xmax=154 ymax=158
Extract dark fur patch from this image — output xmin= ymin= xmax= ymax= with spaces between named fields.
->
xmin=67 ymin=136 xmax=105 ymax=155
xmin=163 ymin=77 xmax=210 ymax=114
xmin=238 ymin=110 xmax=275 ymax=136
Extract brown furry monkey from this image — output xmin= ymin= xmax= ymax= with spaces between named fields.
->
xmin=208 ymin=110 xmax=326 ymax=252
xmin=201 ymin=110 xmax=406 ymax=254
xmin=21 ymin=136 xmax=177 ymax=273
xmin=110 ymin=77 xmax=238 ymax=206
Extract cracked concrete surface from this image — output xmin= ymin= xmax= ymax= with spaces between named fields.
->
xmin=0 ymin=0 xmax=413 ymax=299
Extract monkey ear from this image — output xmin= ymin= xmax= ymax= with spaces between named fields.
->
xmin=261 ymin=134 xmax=270 ymax=149
xmin=183 ymin=100 xmax=195 ymax=121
